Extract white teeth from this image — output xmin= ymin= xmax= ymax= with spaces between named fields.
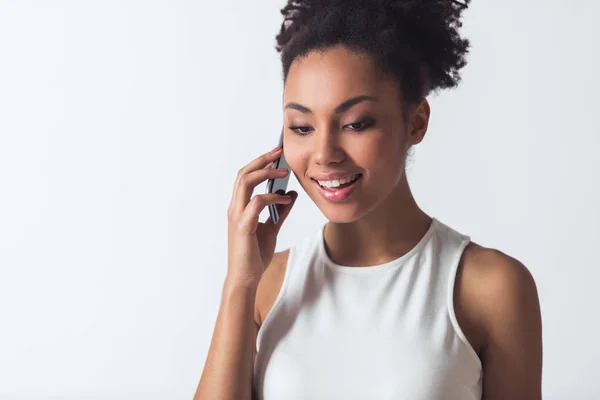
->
xmin=317 ymin=173 xmax=361 ymax=188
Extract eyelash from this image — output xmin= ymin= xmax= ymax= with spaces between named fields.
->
xmin=288 ymin=118 xmax=375 ymax=136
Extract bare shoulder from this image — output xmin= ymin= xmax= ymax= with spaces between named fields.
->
xmin=460 ymin=242 xmax=539 ymax=312
xmin=457 ymin=243 xmax=543 ymax=397
xmin=254 ymin=249 xmax=290 ymax=326
xmin=455 ymin=242 xmax=542 ymax=354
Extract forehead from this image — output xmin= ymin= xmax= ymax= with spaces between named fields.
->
xmin=283 ymin=46 xmax=399 ymax=107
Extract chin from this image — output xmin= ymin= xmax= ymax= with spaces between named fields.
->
xmin=318 ymin=204 xmax=368 ymax=224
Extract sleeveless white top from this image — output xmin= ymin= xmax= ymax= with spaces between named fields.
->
xmin=253 ymin=218 xmax=483 ymax=399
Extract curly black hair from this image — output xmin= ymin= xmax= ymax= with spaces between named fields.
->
xmin=275 ymin=0 xmax=471 ymax=107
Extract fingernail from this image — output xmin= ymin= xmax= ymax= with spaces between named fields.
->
xmin=271 ymin=146 xmax=282 ymax=153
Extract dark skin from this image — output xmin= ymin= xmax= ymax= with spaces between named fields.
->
xmin=253 ymin=45 xmax=543 ymax=399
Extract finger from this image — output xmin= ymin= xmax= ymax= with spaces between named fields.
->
xmin=264 ymin=190 xmax=297 ymax=233
xmin=237 ymin=192 xmax=293 ymax=235
xmin=239 ymin=147 xmax=282 ymax=178
xmin=230 ymin=147 xmax=283 ymax=215
xmin=236 ymin=162 xmax=289 ymax=213
xmin=232 ymin=166 xmax=290 ymax=217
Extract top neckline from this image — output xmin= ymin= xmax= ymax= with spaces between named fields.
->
xmin=317 ymin=218 xmax=439 ymax=275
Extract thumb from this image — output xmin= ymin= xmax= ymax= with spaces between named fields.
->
xmin=278 ymin=190 xmax=298 ymax=224
xmin=265 ymin=190 xmax=298 ymax=233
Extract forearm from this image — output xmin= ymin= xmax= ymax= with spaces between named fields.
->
xmin=194 ymin=277 xmax=258 ymax=400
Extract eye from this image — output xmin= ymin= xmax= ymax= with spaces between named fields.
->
xmin=289 ymin=118 xmax=374 ymax=136
xmin=289 ymin=125 xmax=312 ymax=136
xmin=346 ymin=118 xmax=374 ymax=131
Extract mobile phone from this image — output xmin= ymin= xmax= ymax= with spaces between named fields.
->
xmin=266 ymin=127 xmax=291 ymax=224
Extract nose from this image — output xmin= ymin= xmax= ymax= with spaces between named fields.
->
xmin=311 ymin=127 xmax=345 ymax=166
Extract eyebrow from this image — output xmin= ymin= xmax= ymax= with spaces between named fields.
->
xmin=284 ymin=95 xmax=379 ymax=114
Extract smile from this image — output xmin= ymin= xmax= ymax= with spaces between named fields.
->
xmin=311 ymin=173 xmax=363 ymax=202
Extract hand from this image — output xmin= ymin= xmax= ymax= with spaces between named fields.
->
xmin=226 ymin=146 xmax=297 ymax=287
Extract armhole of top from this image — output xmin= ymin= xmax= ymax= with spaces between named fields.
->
xmin=446 ymin=238 xmax=483 ymax=370
xmin=255 ymin=245 xmax=294 ymax=353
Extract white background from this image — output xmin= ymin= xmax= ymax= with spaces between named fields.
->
xmin=1 ymin=1 xmax=598 ymax=399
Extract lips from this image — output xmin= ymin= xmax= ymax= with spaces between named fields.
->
xmin=311 ymin=173 xmax=361 ymax=189
xmin=310 ymin=172 xmax=362 ymax=181
xmin=311 ymin=173 xmax=363 ymax=202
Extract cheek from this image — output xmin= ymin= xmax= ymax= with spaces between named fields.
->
xmin=364 ymin=151 xmax=405 ymax=180
xmin=282 ymin=148 xmax=304 ymax=176
xmin=354 ymin=133 xmax=406 ymax=172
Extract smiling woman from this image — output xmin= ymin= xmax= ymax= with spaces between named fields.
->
xmin=194 ymin=1 xmax=543 ymax=400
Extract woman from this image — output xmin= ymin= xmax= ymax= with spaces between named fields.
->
xmin=195 ymin=0 xmax=543 ymax=399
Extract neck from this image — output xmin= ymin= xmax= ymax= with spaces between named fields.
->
xmin=323 ymin=173 xmax=432 ymax=267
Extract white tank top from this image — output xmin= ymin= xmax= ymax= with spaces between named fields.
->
xmin=253 ymin=218 xmax=483 ymax=399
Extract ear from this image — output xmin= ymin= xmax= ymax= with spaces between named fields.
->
xmin=407 ymin=98 xmax=430 ymax=145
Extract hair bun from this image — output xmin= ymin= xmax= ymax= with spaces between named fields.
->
xmin=276 ymin=0 xmax=472 ymax=101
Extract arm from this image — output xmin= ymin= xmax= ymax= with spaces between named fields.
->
xmin=477 ymin=251 xmax=543 ymax=400
xmin=193 ymin=277 xmax=259 ymax=400
xmin=196 ymin=145 xmax=296 ymax=399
